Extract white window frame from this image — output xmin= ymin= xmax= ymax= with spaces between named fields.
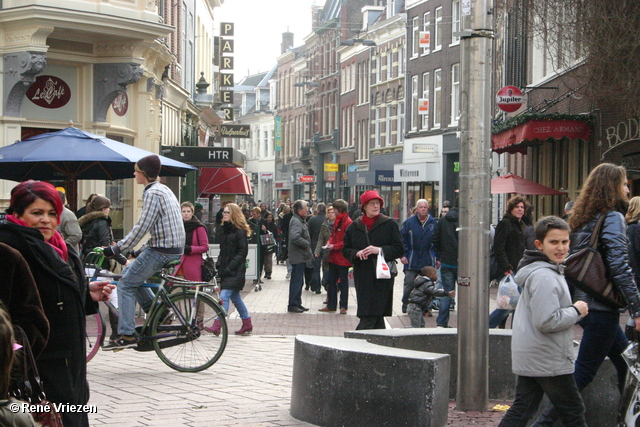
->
xmin=411 ymin=75 xmax=419 ymax=131
xmin=450 ymin=63 xmax=460 ymax=126
xmin=412 ymin=16 xmax=420 ymax=58
xmin=434 ymin=7 xmax=443 ymax=52
xmin=398 ymin=101 xmax=405 ymax=143
xmin=421 ymin=72 xmax=430 ymax=129
xmin=433 ymin=68 xmax=442 ymax=128
xmin=422 ymin=12 xmax=431 ymax=55
xmin=386 ymin=105 xmax=392 ymax=146
xmin=451 ymin=0 xmax=461 ymax=45
xmin=375 ymin=107 xmax=381 ymax=148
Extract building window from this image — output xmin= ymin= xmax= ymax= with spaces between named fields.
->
xmin=451 ymin=63 xmax=460 ymax=125
xmin=412 ymin=16 xmax=420 ymax=57
xmin=386 ymin=105 xmax=392 ymax=146
xmin=433 ymin=68 xmax=441 ymax=128
xmin=375 ymin=107 xmax=381 ymax=148
xmin=435 ymin=7 xmax=443 ymax=51
xmin=387 ymin=51 xmax=393 ymax=79
xmin=452 ymin=0 xmax=461 ymax=45
xmin=422 ymin=12 xmax=431 ymax=55
xmin=398 ymin=46 xmax=404 ymax=76
xmin=398 ymin=102 xmax=405 ymax=143
xmin=411 ymin=75 xmax=419 ymax=131
xmin=421 ymin=72 xmax=430 ymax=129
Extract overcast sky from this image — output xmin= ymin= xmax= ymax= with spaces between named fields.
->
xmin=216 ymin=0 xmax=327 ymax=80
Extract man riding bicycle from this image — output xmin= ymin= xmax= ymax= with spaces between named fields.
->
xmin=103 ymin=154 xmax=185 ymax=348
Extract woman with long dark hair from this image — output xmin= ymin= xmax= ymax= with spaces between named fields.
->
xmin=0 ymin=181 xmax=113 ymax=427
xmin=207 ymin=203 xmax=253 ymax=335
xmin=535 ymin=163 xmax=640 ymax=424
xmin=175 ymin=201 xmax=209 ymax=281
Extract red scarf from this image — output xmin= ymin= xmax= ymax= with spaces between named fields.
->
xmin=361 ymin=214 xmax=379 ymax=231
xmin=6 ymin=214 xmax=68 ymax=261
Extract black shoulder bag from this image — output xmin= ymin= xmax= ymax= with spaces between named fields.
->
xmin=564 ymin=214 xmax=626 ymax=309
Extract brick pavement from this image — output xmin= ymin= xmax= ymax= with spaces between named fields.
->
xmin=85 ymin=263 xmax=517 ymax=426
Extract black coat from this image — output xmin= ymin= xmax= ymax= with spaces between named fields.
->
xmin=573 ymin=211 xmax=640 ymax=316
xmin=628 ymin=220 xmax=640 ymax=286
xmin=78 ymin=211 xmax=127 ymax=266
xmin=493 ymin=213 xmax=525 ymax=274
xmin=343 ymin=215 xmax=404 ymax=317
xmin=307 ymin=213 xmax=326 ymax=250
xmin=432 ymin=207 xmax=459 ymax=266
xmin=0 ymin=221 xmax=95 ymax=427
xmin=216 ymin=222 xmax=248 ymax=291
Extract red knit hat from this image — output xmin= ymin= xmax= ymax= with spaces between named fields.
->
xmin=360 ymin=190 xmax=384 ymax=211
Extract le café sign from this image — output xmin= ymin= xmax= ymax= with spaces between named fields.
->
xmin=26 ymin=75 xmax=71 ymax=109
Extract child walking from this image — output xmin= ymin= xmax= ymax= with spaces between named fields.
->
xmin=499 ymin=216 xmax=588 ymax=427
xmin=407 ymin=266 xmax=455 ymax=328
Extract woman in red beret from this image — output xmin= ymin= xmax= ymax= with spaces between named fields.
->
xmin=342 ymin=191 xmax=404 ymax=329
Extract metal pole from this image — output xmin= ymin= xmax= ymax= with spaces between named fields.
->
xmin=456 ymin=0 xmax=494 ymax=411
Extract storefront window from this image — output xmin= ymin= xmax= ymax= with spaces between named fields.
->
xmin=380 ymin=185 xmax=402 ymax=223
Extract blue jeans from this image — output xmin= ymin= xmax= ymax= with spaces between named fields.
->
xmin=326 ymin=263 xmax=349 ymax=310
xmin=437 ymin=266 xmax=457 ymax=327
xmin=117 ymin=249 xmax=181 ymax=335
xmin=489 ymin=309 xmax=514 ymax=328
xmin=533 ymin=310 xmax=628 ymax=426
xmin=220 ymin=289 xmax=250 ymax=319
xmin=288 ymin=263 xmax=306 ymax=309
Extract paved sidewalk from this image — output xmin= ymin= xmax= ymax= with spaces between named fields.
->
xmin=87 ymin=263 xmax=513 ymax=426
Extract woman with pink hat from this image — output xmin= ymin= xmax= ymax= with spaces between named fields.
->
xmin=343 ymin=190 xmax=404 ymax=329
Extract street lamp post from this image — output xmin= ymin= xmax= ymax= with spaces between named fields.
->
xmin=457 ymin=0 xmax=494 ymax=411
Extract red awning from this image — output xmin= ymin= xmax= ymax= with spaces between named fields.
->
xmin=492 ymin=119 xmax=591 ymax=154
xmin=199 ymin=167 xmax=253 ymax=195
xmin=491 ymin=174 xmax=567 ymax=195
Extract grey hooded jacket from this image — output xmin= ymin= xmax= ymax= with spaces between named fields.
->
xmin=512 ymin=250 xmax=582 ymax=377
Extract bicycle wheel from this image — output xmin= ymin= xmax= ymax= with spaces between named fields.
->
xmin=149 ymin=290 xmax=227 ymax=372
xmin=86 ymin=311 xmax=105 ymax=362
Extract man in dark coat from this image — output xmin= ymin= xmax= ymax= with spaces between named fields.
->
xmin=287 ymin=200 xmax=312 ymax=313
xmin=343 ymin=191 xmax=404 ymax=329
xmin=432 ymin=203 xmax=459 ymax=327
xmin=307 ymin=203 xmax=326 ymax=294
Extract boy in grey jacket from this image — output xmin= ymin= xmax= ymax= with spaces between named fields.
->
xmin=499 ymin=216 xmax=588 ymax=427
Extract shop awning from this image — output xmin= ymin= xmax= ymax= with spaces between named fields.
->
xmin=492 ymin=118 xmax=591 ymax=154
xmin=199 ymin=167 xmax=253 ymax=195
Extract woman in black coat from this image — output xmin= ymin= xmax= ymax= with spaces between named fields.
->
xmin=210 ymin=203 xmax=253 ymax=336
xmin=0 ymin=181 xmax=113 ymax=427
xmin=343 ymin=191 xmax=404 ymax=330
xmin=489 ymin=195 xmax=528 ymax=328
xmin=78 ymin=195 xmax=127 ymax=267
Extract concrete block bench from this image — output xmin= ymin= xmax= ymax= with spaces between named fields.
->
xmin=344 ymin=328 xmax=514 ymax=400
xmin=290 ymin=335 xmax=450 ymax=427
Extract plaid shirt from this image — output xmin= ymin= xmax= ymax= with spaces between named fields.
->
xmin=117 ymin=181 xmax=185 ymax=253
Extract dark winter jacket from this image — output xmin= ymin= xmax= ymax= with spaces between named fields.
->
xmin=493 ymin=213 xmax=526 ymax=274
xmin=571 ymin=211 xmax=640 ymax=317
xmin=288 ymin=213 xmax=312 ymax=265
xmin=307 ymin=213 xmax=326 ymax=250
xmin=627 ymin=220 xmax=640 ymax=286
xmin=432 ymin=207 xmax=459 ymax=266
xmin=215 ymin=221 xmax=248 ymax=291
xmin=0 ymin=221 xmax=96 ymax=427
xmin=343 ymin=214 xmax=404 ymax=317
xmin=409 ymin=276 xmax=450 ymax=310
xmin=78 ymin=211 xmax=127 ymax=265
xmin=0 ymin=242 xmax=49 ymax=358
xmin=400 ymin=213 xmax=438 ymax=271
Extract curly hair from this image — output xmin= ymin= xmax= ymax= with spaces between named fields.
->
xmin=504 ymin=195 xmax=530 ymax=217
xmin=225 ymin=203 xmax=251 ymax=237
xmin=626 ymin=196 xmax=640 ymax=224
xmin=569 ymin=163 xmax=629 ymax=231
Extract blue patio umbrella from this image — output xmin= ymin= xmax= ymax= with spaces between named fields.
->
xmin=0 ymin=126 xmax=197 ymax=209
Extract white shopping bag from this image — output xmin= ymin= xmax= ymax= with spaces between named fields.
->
xmin=496 ymin=274 xmax=519 ymax=310
xmin=376 ymin=248 xmax=392 ymax=279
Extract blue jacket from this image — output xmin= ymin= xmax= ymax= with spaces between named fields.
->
xmin=400 ymin=213 xmax=438 ymax=271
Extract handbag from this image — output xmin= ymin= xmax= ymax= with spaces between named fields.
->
xmin=564 ymin=214 xmax=626 ymax=310
xmin=201 ymin=255 xmax=217 ymax=282
xmin=365 ymin=229 xmax=397 ymax=279
xmin=496 ymin=274 xmax=520 ymax=310
xmin=10 ymin=326 xmax=64 ymax=427
xmin=260 ymin=232 xmax=275 ymax=246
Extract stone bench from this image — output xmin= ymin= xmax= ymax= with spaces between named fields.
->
xmin=344 ymin=328 xmax=514 ymax=400
xmin=290 ymin=335 xmax=450 ymax=427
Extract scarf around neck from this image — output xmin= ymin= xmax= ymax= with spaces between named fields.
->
xmin=6 ymin=214 xmax=68 ymax=261
xmin=361 ymin=214 xmax=379 ymax=231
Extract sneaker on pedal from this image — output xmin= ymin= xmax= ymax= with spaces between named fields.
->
xmin=113 ymin=334 xmax=139 ymax=349
xmin=102 ymin=339 xmax=119 ymax=350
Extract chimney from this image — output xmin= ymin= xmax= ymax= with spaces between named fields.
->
xmin=281 ymin=32 xmax=294 ymax=54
